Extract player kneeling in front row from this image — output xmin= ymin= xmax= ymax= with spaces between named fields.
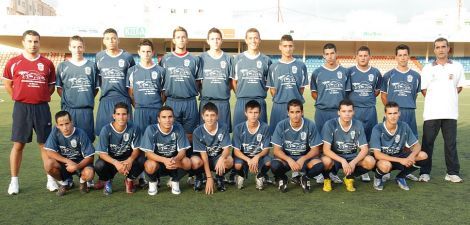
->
xmin=370 ymin=102 xmax=428 ymax=191
xmin=139 ymin=106 xmax=192 ymax=195
xmin=232 ymin=100 xmax=272 ymax=190
xmin=94 ymin=102 xmax=145 ymax=195
xmin=321 ymin=99 xmax=376 ymax=192
xmin=44 ymin=111 xmax=95 ymax=196
xmin=271 ymin=99 xmax=326 ymax=193
xmin=191 ymin=102 xmax=233 ymax=194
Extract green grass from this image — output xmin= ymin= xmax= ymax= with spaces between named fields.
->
xmin=0 ymin=89 xmax=469 ymax=225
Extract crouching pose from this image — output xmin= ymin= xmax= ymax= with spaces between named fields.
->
xmin=139 ymin=106 xmax=191 ymax=195
xmin=371 ymin=102 xmax=428 ymax=191
xmin=45 ymin=111 xmax=95 ymax=196
xmin=232 ymin=100 xmax=272 ymax=190
xmin=94 ymin=102 xmax=145 ymax=195
xmin=271 ymin=99 xmax=326 ymax=193
xmin=321 ymin=99 xmax=376 ymax=192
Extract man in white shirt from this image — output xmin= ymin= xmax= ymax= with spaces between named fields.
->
xmin=419 ymin=37 xmax=465 ymax=183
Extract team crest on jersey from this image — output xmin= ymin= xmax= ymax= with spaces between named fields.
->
xmin=292 ymin=66 xmax=298 ymax=74
xmin=256 ymin=61 xmax=262 ymax=69
xmin=218 ymin=134 xmax=224 ymax=141
xmin=448 ymin=74 xmax=454 ymax=80
xmin=184 ymin=59 xmax=190 ymax=67
xmin=395 ymin=135 xmax=400 ymax=143
xmin=118 ymin=59 xmax=125 ymax=67
xmin=350 ymin=131 xmax=356 ymax=139
xmin=256 ymin=134 xmax=262 ymax=142
xmin=407 ymin=75 xmax=413 ymax=82
xmin=85 ymin=67 xmax=91 ymax=75
xmin=220 ymin=61 xmax=226 ymax=69
xmin=368 ymin=74 xmax=374 ymax=82
xmin=151 ymin=71 xmax=158 ymax=80
xmin=337 ymin=71 xmax=343 ymax=79
xmin=37 ymin=63 xmax=44 ymax=71
xmin=70 ymin=139 xmax=77 ymax=148
xmin=171 ymin=132 xmax=176 ymax=140
xmin=123 ymin=133 xmax=130 ymax=142
xmin=300 ymin=132 xmax=306 ymax=141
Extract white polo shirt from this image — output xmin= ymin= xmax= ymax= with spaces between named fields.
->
xmin=421 ymin=60 xmax=466 ymax=121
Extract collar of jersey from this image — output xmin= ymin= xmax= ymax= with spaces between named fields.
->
xmin=207 ymin=51 xmax=224 ymax=60
xmin=69 ymin=59 xmax=88 ymax=67
xmin=63 ymin=127 xmax=76 ymax=138
xmin=243 ymin=51 xmax=260 ymax=60
xmin=204 ymin=123 xmax=219 ymax=136
xmin=279 ymin=58 xmax=296 ymax=64
xmin=355 ymin=65 xmax=371 ymax=73
xmin=289 ymin=118 xmax=304 ymax=132
xmin=322 ymin=64 xmax=340 ymax=71
xmin=110 ymin=122 xmax=128 ymax=134
xmin=22 ymin=53 xmax=41 ymax=61
xmin=394 ymin=67 xmax=411 ymax=74
xmin=338 ymin=117 xmax=352 ymax=132
xmin=139 ymin=62 xmax=156 ymax=70
xmin=157 ymin=124 xmax=174 ymax=135
xmin=172 ymin=51 xmax=189 ymax=58
xmin=246 ymin=121 xmax=260 ymax=135
xmin=105 ymin=49 xmax=123 ymax=58
xmin=383 ymin=122 xmax=398 ymax=136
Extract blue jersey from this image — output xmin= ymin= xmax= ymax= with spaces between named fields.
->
xmin=96 ymin=50 xmax=135 ymax=99
xmin=322 ymin=118 xmax=368 ymax=155
xmin=266 ymin=59 xmax=308 ymax=104
xmin=45 ymin=127 xmax=94 ymax=161
xmin=96 ymin=123 xmax=141 ymax=160
xmin=56 ymin=60 xmax=98 ymax=109
xmin=232 ymin=121 xmax=271 ymax=157
xmin=347 ymin=66 xmax=382 ymax=108
xmin=127 ymin=63 xmax=165 ymax=108
xmin=369 ymin=121 xmax=418 ymax=155
xmin=160 ymin=52 xmax=199 ymax=99
xmin=139 ymin=123 xmax=190 ymax=157
xmin=310 ymin=65 xmax=351 ymax=110
xmin=197 ymin=52 xmax=232 ymax=101
xmin=271 ymin=118 xmax=323 ymax=156
xmin=381 ymin=68 xmax=421 ymax=109
xmin=230 ymin=52 xmax=271 ymax=99
xmin=193 ymin=123 xmax=231 ymax=157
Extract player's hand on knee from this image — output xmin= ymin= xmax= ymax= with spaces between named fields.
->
xmin=341 ymin=160 xmax=352 ymax=176
xmin=164 ymin=158 xmax=176 ymax=170
xmin=287 ymin=158 xmax=300 ymax=171
xmin=215 ymin=159 xmax=226 ymax=176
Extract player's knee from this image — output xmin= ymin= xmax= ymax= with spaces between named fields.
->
xmin=362 ymin=156 xmax=376 ymax=170
xmin=234 ymin=163 xmax=243 ymax=170
xmin=225 ymin=156 xmax=234 ymax=169
xmin=181 ymin=157 xmax=191 ymax=170
xmin=321 ymin=156 xmax=334 ymax=170
xmin=270 ymin=160 xmax=283 ymax=172
xmin=144 ymin=160 xmax=157 ymax=173
xmin=190 ymin=156 xmax=202 ymax=169
xmin=377 ymin=160 xmax=392 ymax=172
xmin=417 ymin=151 xmax=428 ymax=161
xmin=82 ymin=168 xmax=95 ymax=181
xmin=307 ymin=158 xmax=321 ymax=168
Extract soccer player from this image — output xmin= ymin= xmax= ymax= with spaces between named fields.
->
xmin=266 ymin=34 xmax=308 ymax=135
xmin=160 ymin=26 xmax=199 ymax=143
xmin=271 ymin=99 xmax=325 ymax=193
xmin=380 ymin=44 xmax=421 ymax=139
xmin=310 ymin=43 xmax=350 ymax=184
xmin=44 ymin=111 xmax=95 ymax=196
xmin=370 ymin=102 xmax=428 ymax=191
xmin=140 ymin=106 xmax=192 ymax=195
xmin=191 ymin=102 xmax=234 ymax=194
xmin=197 ymin=27 xmax=233 ymax=131
xmin=3 ymin=30 xmax=57 ymax=195
xmin=419 ymin=37 xmax=465 ymax=183
xmin=94 ymin=102 xmax=145 ymax=195
xmin=321 ymin=99 xmax=376 ymax=192
xmin=232 ymin=100 xmax=271 ymax=190
xmin=347 ymin=46 xmax=382 ymax=182
xmin=127 ymin=39 xmax=165 ymax=133
xmin=95 ymin=28 xmax=135 ymax=136
xmin=231 ymin=28 xmax=271 ymax=127
xmin=56 ymin=35 xmax=98 ymax=143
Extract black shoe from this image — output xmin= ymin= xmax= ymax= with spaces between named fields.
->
xmin=300 ymin=175 xmax=311 ymax=193
xmin=194 ymin=179 xmax=203 ymax=192
xmin=291 ymin=175 xmax=301 ymax=184
xmin=138 ymin=178 xmax=148 ymax=189
xmin=264 ymin=175 xmax=275 ymax=185
xmin=216 ymin=177 xmax=226 ymax=192
xmin=225 ymin=171 xmax=236 ymax=185
xmin=278 ymin=178 xmax=288 ymax=193
xmin=156 ymin=177 xmax=161 ymax=188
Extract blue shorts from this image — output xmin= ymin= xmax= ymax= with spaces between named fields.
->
xmin=333 ymin=153 xmax=359 ymax=172
xmin=233 ymin=98 xmax=267 ymax=128
xmin=95 ymin=96 xmax=132 ymax=136
xmin=314 ymin=108 xmax=337 ymax=133
xmin=390 ymin=151 xmax=413 ymax=171
xmin=59 ymin=159 xmax=93 ymax=181
xmin=134 ymin=107 xmax=160 ymax=134
xmin=399 ymin=108 xmax=418 ymax=139
xmin=354 ymin=107 xmax=378 ymax=142
xmin=63 ymin=107 xmax=95 ymax=142
xmin=166 ymin=97 xmax=199 ymax=134
xmin=11 ymin=101 xmax=51 ymax=143
xmin=200 ymin=99 xmax=231 ymax=132
xmin=273 ymin=155 xmax=317 ymax=173
xmin=269 ymin=102 xmax=289 ymax=135
xmin=208 ymin=154 xmax=226 ymax=172
xmin=234 ymin=155 xmax=272 ymax=176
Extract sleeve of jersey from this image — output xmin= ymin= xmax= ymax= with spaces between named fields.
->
xmin=229 ymin=56 xmax=238 ymax=80
xmin=310 ymin=71 xmax=318 ymax=92
xmin=266 ymin=65 xmax=275 ymax=88
xmin=126 ymin=69 xmax=133 ymax=88
xmin=81 ymin=132 xmax=96 ymax=158
xmin=221 ymin=129 xmax=232 ymax=149
xmin=196 ymin=56 xmax=204 ymax=80
xmin=321 ymin=121 xmax=333 ymax=145
xmin=48 ymin=61 xmax=56 ymax=85
xmin=262 ymin=125 xmax=272 ymax=148
xmin=177 ymin=126 xmax=191 ymax=151
xmin=93 ymin=64 xmax=99 ymax=89
xmin=192 ymin=130 xmax=206 ymax=153
xmin=375 ymin=70 xmax=383 ymax=91
xmin=131 ymin=127 xmax=141 ymax=149
xmin=55 ymin=63 xmax=63 ymax=87
xmin=231 ymin=126 xmax=241 ymax=150
xmin=139 ymin=126 xmax=155 ymax=152
xmin=416 ymin=72 xmax=421 ymax=93
xmin=2 ymin=58 xmax=14 ymax=80
xmin=380 ymin=73 xmax=389 ymax=93
xmin=44 ymin=130 xmax=59 ymax=152
xmin=344 ymin=69 xmax=352 ymax=91
xmin=228 ymin=56 xmax=234 ymax=79
xmin=95 ymin=128 xmax=110 ymax=154
xmin=270 ymin=123 xmax=283 ymax=147
xmin=405 ymin=126 xmax=418 ymax=148
xmin=420 ymin=66 xmax=432 ymax=90
xmin=457 ymin=63 xmax=466 ymax=87
xmin=301 ymin=64 xmax=309 ymax=87
xmin=356 ymin=123 xmax=368 ymax=147
xmin=369 ymin=125 xmax=382 ymax=151
xmin=128 ymin=54 xmax=136 ymax=67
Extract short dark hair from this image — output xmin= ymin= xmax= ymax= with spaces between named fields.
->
xmin=338 ymin=99 xmax=354 ymax=110
xmin=173 ymin=26 xmax=188 ymax=38
xmin=287 ymin=99 xmax=303 ymax=111
xmin=202 ymin=102 xmax=218 ymax=115
xmin=22 ymin=30 xmax=40 ymax=40
xmin=69 ymin=35 xmax=84 ymax=46
xmin=103 ymin=28 xmax=118 ymax=37
xmin=323 ymin=43 xmax=336 ymax=53
xmin=434 ymin=37 xmax=449 ymax=48
xmin=245 ymin=28 xmax=260 ymax=39
xmin=207 ymin=27 xmax=223 ymax=39
xmin=138 ymin=39 xmax=154 ymax=51
xmin=395 ymin=44 xmax=410 ymax=55
xmin=280 ymin=34 xmax=293 ymax=43
xmin=55 ymin=110 xmax=71 ymax=123
xmin=245 ymin=100 xmax=261 ymax=112
xmin=384 ymin=101 xmax=400 ymax=112
xmin=356 ymin=46 xmax=370 ymax=55
xmin=158 ymin=106 xmax=174 ymax=117
xmin=113 ymin=102 xmax=128 ymax=114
